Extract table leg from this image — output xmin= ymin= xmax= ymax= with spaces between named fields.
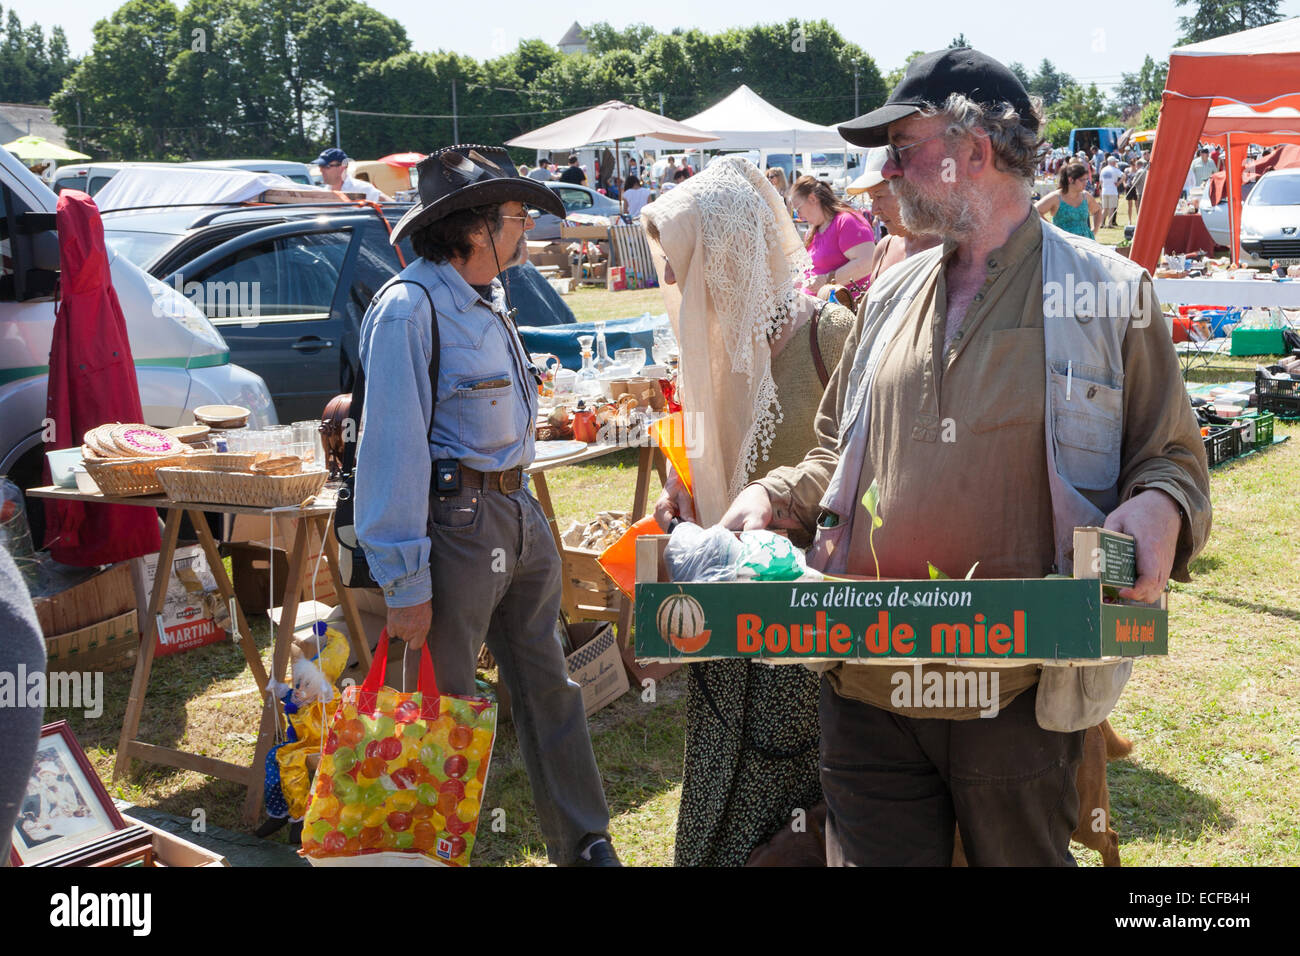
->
xmin=241 ymin=515 xmax=311 ymax=824
xmin=189 ymin=508 xmax=269 ymax=694
xmin=630 ymin=444 xmax=654 ymax=520
xmin=652 ymin=447 xmax=667 ymax=487
xmin=114 ymin=508 xmax=182 ymax=782
xmin=319 ymin=516 xmax=372 ymax=669
xmin=531 ymin=470 xmax=565 ymax=554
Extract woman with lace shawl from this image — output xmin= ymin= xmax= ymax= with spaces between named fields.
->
xmin=640 ymin=157 xmax=856 ymax=866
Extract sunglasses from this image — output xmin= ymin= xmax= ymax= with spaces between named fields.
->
xmin=886 ymin=130 xmax=950 ymax=169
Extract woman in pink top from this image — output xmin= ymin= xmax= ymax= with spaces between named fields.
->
xmin=791 ymin=175 xmax=875 ymax=304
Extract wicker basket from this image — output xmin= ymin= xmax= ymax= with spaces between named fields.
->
xmin=182 ymin=451 xmax=264 ymax=473
xmin=82 ymin=452 xmax=188 ymax=496
xmin=155 ymin=467 xmax=327 ymax=508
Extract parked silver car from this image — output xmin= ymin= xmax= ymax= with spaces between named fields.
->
xmin=1239 ymin=169 xmax=1300 ymax=266
xmin=529 ymin=182 xmax=623 ymax=241
xmin=1198 ymin=178 xmax=1256 ymax=250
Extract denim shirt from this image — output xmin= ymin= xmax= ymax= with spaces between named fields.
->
xmin=354 ymin=256 xmax=538 ymax=608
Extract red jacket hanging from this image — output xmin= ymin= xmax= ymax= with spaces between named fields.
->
xmin=43 ymin=190 xmax=161 ymax=565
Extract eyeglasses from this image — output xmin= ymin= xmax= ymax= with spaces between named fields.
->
xmin=885 ymin=130 xmax=950 ymax=169
xmin=500 ymin=214 xmax=532 ymax=225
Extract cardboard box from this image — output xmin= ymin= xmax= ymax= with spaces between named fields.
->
xmin=131 ymin=544 xmax=229 ymax=656
xmin=44 ymin=609 xmax=139 ymax=673
xmin=633 ymin=533 xmax=1168 ymax=665
xmin=561 ymin=223 xmax=610 ymax=240
xmin=228 ymin=514 xmax=338 ymax=606
xmin=566 ymin=621 xmax=630 ymax=716
xmin=33 ymin=562 xmax=135 ymax=637
xmin=489 ymin=619 xmax=630 ymax=720
xmin=121 ymin=813 xmax=230 ymax=867
xmin=526 ymin=240 xmax=570 ymax=270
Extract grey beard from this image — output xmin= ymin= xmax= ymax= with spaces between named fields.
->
xmin=895 ymin=178 xmax=985 ymax=242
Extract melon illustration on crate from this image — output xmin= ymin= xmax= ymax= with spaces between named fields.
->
xmin=656 ymin=591 xmax=711 ymax=653
xmin=299 ymin=687 xmax=496 ymax=866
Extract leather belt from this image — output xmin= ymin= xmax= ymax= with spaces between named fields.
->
xmin=458 ymin=465 xmax=524 ymax=493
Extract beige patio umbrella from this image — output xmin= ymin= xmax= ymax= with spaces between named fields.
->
xmin=2 ymin=135 xmax=91 ymax=162
xmin=507 ymin=100 xmax=717 ymax=187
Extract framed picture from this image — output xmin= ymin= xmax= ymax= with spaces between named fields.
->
xmin=10 ymin=720 xmax=126 ymax=866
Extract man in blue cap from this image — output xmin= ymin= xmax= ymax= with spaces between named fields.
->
xmin=313 ymin=147 xmax=393 ymax=202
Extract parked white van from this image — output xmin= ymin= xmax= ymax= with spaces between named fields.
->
xmin=1 ymin=147 xmax=276 ymax=526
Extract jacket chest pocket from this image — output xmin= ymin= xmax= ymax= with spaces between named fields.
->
xmin=1050 ymin=364 xmax=1122 ymax=490
xmin=451 ymin=373 xmax=522 ymax=452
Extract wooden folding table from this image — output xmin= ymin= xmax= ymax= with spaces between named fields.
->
xmin=526 ymin=442 xmax=678 ymax=683
xmin=28 ymin=486 xmax=371 ymax=824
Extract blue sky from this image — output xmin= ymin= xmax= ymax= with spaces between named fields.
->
xmin=15 ymin=0 xmax=1300 ymax=99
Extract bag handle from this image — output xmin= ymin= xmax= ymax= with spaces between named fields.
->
xmin=359 ymin=628 xmax=440 ymax=715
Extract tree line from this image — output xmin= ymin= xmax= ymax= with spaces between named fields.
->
xmin=42 ymin=0 xmax=1287 ymax=163
xmin=0 ymin=6 xmax=75 ymax=105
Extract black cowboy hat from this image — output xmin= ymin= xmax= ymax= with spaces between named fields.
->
xmin=389 ymin=144 xmax=565 ymax=245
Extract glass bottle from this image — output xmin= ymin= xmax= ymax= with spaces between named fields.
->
xmin=593 ymin=320 xmax=614 ymax=376
xmin=575 ymin=335 xmax=601 ymax=397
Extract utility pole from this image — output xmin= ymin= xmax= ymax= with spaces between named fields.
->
xmin=658 ymin=92 xmax=664 ymax=115
xmin=853 ymin=60 xmax=860 ymax=116
xmin=334 ymin=106 xmax=341 ymax=149
xmin=76 ymin=100 xmax=83 ymax=152
xmin=452 ymin=79 xmax=459 ymax=143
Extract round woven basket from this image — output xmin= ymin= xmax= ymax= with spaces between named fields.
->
xmin=82 ymin=452 xmax=188 ymax=497
xmin=155 ymin=467 xmax=327 ymax=508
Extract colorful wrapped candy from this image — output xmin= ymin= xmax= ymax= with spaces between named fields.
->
xmin=301 ymin=630 xmax=497 ymax=867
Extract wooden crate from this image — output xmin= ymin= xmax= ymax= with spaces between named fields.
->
xmin=44 ymin=609 xmax=139 ymax=674
xmin=33 ymin=562 xmax=135 ymax=637
xmin=560 ymin=545 xmax=621 ymax=624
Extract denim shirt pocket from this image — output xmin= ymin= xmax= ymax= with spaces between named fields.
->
xmin=451 ymin=373 xmax=522 ymax=452
xmin=1049 ymin=362 xmax=1122 ymax=490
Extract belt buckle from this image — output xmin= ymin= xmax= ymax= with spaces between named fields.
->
xmin=496 ymin=471 xmax=508 ymax=493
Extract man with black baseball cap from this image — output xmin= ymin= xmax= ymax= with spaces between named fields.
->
xmin=723 ymin=49 xmax=1210 ymax=866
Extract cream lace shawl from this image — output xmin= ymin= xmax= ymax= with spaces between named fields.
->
xmin=641 ymin=156 xmax=811 ymax=524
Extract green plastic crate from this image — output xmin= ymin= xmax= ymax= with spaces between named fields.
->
xmin=1254 ymin=411 xmax=1276 ymax=447
xmin=1230 ymin=327 xmax=1287 ymax=356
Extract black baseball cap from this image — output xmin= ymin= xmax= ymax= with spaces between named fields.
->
xmin=839 ymin=47 xmax=1038 ymax=148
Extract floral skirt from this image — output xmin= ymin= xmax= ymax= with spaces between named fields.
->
xmin=674 ymin=659 xmax=823 ymax=867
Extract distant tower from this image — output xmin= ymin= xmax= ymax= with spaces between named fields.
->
xmin=557 ymin=22 xmax=588 ymax=55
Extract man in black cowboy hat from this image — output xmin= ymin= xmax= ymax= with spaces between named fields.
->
xmin=354 ymin=144 xmax=619 ymax=866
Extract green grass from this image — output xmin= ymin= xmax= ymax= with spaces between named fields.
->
xmin=565 ymin=286 xmax=664 ymax=324
xmin=41 ymin=285 xmax=1300 ymax=866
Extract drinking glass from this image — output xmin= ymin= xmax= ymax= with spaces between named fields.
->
xmin=615 ymin=347 xmax=646 ymax=376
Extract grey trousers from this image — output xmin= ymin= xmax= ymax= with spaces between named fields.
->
xmin=819 ymin=678 xmax=1084 ymax=866
xmin=403 ymin=485 xmax=610 ymax=864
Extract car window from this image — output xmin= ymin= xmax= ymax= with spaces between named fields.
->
xmin=103 ymin=230 xmax=179 ymax=268
xmin=194 ymin=230 xmax=350 ymax=319
xmin=556 ymin=188 xmax=593 ymax=211
xmin=1248 ymin=175 xmax=1300 ymax=207
xmin=88 ymin=175 xmax=114 ymax=196
xmin=341 ymin=219 xmax=403 ymax=391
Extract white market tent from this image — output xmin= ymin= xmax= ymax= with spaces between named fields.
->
xmin=635 ymin=84 xmax=850 ymax=154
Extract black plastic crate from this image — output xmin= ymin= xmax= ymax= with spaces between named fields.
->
xmin=1256 ymin=368 xmax=1300 ymax=420
xmin=1204 ymin=426 xmax=1236 ymax=467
